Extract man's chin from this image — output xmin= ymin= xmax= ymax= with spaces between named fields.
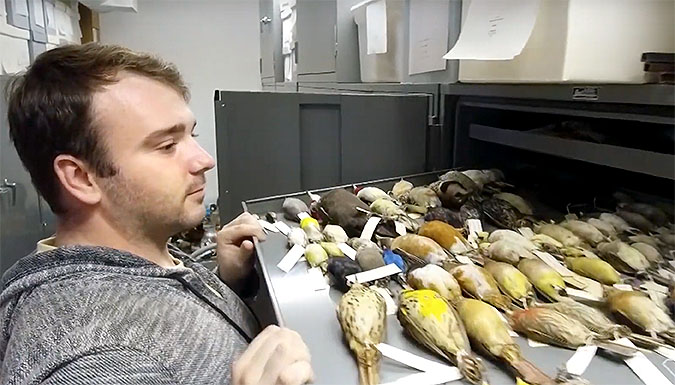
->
xmin=182 ymin=204 xmax=207 ymax=228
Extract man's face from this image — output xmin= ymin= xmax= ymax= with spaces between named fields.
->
xmin=91 ymin=72 xmax=215 ymax=238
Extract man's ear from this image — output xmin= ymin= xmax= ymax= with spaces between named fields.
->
xmin=53 ymin=154 xmax=103 ymax=207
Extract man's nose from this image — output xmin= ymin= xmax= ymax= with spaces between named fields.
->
xmin=189 ymin=140 xmax=216 ymax=173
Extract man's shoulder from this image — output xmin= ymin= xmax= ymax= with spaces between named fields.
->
xmin=1 ymin=270 xmax=246 ymax=383
xmin=15 ymin=270 xmax=215 ymax=322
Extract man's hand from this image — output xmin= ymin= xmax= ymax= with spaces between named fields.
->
xmin=232 ymin=325 xmax=314 ymax=385
xmin=216 ymin=212 xmax=266 ymax=292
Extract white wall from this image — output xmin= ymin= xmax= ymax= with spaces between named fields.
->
xmin=100 ymin=0 xmax=261 ymax=206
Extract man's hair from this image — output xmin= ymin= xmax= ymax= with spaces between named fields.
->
xmin=6 ymin=43 xmax=189 ymax=214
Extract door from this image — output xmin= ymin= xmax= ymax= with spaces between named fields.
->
xmin=296 ymin=0 xmax=337 ymax=77
xmin=259 ymin=0 xmax=276 ymax=81
xmin=0 ymin=76 xmax=45 ymax=275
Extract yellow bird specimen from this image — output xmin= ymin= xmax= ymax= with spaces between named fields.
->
xmin=398 ymin=290 xmax=486 ymax=385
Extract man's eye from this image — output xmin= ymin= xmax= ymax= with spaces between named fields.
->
xmin=160 ymin=142 xmax=177 ymax=151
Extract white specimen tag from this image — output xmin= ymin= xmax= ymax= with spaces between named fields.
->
xmin=346 ymin=263 xmax=401 ymax=284
xmin=395 ymin=221 xmax=407 ymax=236
xmin=642 ymin=281 xmax=669 ymax=294
xmin=576 ymin=277 xmax=603 ymax=299
xmin=337 ymin=243 xmax=357 ymax=260
xmin=379 ymin=371 xmax=464 ymax=385
xmin=376 ymin=343 xmax=458 ymax=374
xmin=566 ymin=288 xmax=602 ymax=303
xmin=455 ymin=255 xmax=474 ymax=265
xmin=518 ymin=227 xmax=535 ymax=239
xmin=307 ymin=267 xmax=329 ymax=291
xmin=297 ymin=212 xmax=310 ymax=220
xmin=533 ymin=251 xmax=573 ymax=276
xmin=258 ymin=220 xmax=280 ymax=233
xmin=360 ymin=216 xmax=381 ymax=240
xmin=565 ymin=345 xmax=597 ymax=376
xmin=658 ymin=268 xmax=675 ymax=281
xmin=274 ymin=221 xmax=291 ymax=236
xmin=277 ymin=244 xmax=305 ymax=273
xmin=372 ymin=286 xmax=397 ymax=315
xmin=467 ymin=219 xmax=483 ymax=236
xmin=307 ymin=191 xmax=321 ymax=202
xmin=528 ymin=339 xmax=550 ymax=348
xmin=656 ymin=346 xmax=675 ymax=361
xmin=613 ymin=284 xmax=634 ymax=291
xmin=616 ymin=338 xmax=674 ymax=385
xmin=466 ymin=219 xmax=483 ymax=247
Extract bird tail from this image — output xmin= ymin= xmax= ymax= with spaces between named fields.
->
xmin=486 ymin=293 xmax=515 ymax=313
xmin=509 ymin=359 xmax=555 ymax=385
xmin=658 ymin=330 xmax=675 ymax=348
xmin=593 ymin=339 xmax=639 ymax=357
xmin=500 ymin=343 xmax=554 ymax=385
xmin=357 ymin=347 xmax=380 ymax=385
xmin=628 ymin=333 xmax=666 ymax=349
xmin=457 ymin=350 xmax=487 ymax=385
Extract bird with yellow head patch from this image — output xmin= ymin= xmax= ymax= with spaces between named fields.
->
xmin=397 ymin=289 xmax=487 ymax=385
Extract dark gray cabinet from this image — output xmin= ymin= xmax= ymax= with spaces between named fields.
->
xmin=0 ymin=76 xmax=49 ymax=275
xmin=214 ymin=90 xmax=430 ymax=221
xmin=259 ymin=0 xmax=283 ymax=83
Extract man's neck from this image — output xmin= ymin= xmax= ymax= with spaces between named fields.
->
xmin=54 ymin=211 xmax=176 ymax=268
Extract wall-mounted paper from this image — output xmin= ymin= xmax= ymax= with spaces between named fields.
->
xmin=32 ymin=0 xmax=45 ymax=27
xmin=44 ymin=1 xmax=55 ymax=30
xmin=0 ymin=35 xmax=30 ymax=74
xmin=444 ymin=0 xmax=540 ymax=60
xmin=408 ymin=0 xmax=449 ymax=75
xmin=15 ymin=0 xmax=30 ymax=16
xmin=366 ymin=0 xmax=387 ymax=54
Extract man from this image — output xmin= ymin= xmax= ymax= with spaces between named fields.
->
xmin=1 ymin=43 xmax=313 ymax=385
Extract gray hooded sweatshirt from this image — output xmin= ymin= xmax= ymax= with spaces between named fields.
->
xmin=0 ymin=245 xmax=260 ymax=384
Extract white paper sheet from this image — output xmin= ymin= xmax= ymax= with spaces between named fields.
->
xmin=15 ymin=0 xmax=29 ymax=16
xmin=408 ymin=0 xmax=449 ymax=75
xmin=360 ymin=216 xmax=381 ymax=240
xmin=44 ymin=1 xmax=55 ymax=29
xmin=376 ymin=343 xmax=457 ymax=374
xmin=307 ymin=267 xmax=329 ymax=291
xmin=566 ymin=345 xmax=597 ymax=376
xmin=366 ymin=0 xmax=387 ymax=54
xmin=54 ymin=7 xmax=67 ymax=35
xmin=346 ymin=263 xmax=401 ymax=284
xmin=616 ymin=338 xmax=674 ymax=385
xmin=444 ymin=0 xmax=540 ymax=60
xmin=337 ymin=243 xmax=357 ymax=260
xmin=32 ymin=0 xmax=45 ymax=27
xmin=528 ymin=339 xmax=549 ymax=348
xmin=277 ymin=244 xmax=305 ymax=273
xmin=380 ymin=371 xmax=463 ymax=385
xmin=394 ymin=221 xmax=407 ymax=236
xmin=0 ymin=35 xmax=30 ymax=74
xmin=274 ymin=221 xmax=291 ymax=236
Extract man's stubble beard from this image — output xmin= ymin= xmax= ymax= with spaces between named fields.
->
xmin=98 ymin=172 xmax=203 ymax=241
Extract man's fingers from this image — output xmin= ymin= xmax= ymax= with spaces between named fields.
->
xmin=234 ymin=325 xmax=279 ymax=367
xmin=258 ymin=329 xmax=311 ymax=385
xmin=228 ymin=212 xmax=258 ymax=227
xmin=241 ymin=240 xmax=254 ymax=252
xmin=219 ymin=223 xmax=266 ymax=243
xmin=277 ymin=360 xmax=314 ymax=385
